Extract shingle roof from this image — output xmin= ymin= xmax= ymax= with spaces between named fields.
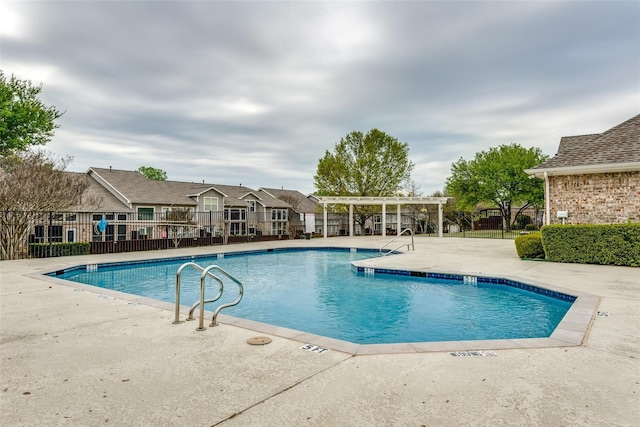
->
xmin=89 ymin=168 xmax=202 ymax=206
xmin=530 ymin=114 xmax=640 ymax=171
xmin=259 ymin=188 xmax=319 ymax=212
xmin=67 ymin=172 xmax=131 ymax=212
xmin=88 ymin=168 xmax=293 ymax=209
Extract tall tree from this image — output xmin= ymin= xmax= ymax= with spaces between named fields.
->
xmin=315 ymin=129 xmax=414 ymax=196
xmin=0 ymin=71 xmax=64 ymax=155
xmin=137 ymin=166 xmax=167 ymax=181
xmin=445 ymin=143 xmax=547 ymax=232
xmin=314 ymin=129 xmax=414 ymax=229
xmin=0 ymin=151 xmax=90 ymax=259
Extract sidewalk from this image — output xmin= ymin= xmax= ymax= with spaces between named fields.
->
xmin=1 ymin=237 xmax=638 ymax=426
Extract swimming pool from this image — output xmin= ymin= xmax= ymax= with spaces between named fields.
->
xmin=50 ymin=248 xmax=573 ymax=344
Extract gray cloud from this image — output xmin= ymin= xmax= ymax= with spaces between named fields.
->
xmin=2 ymin=1 xmax=638 ymax=194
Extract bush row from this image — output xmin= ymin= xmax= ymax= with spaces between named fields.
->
xmin=28 ymin=242 xmax=91 ymax=258
xmin=514 ymin=223 xmax=640 ymax=267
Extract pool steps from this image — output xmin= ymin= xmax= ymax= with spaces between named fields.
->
xmin=174 ymin=262 xmax=244 ymax=331
xmin=379 ymin=228 xmax=415 ymax=256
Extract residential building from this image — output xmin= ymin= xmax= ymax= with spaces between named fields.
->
xmin=525 ymin=114 xmax=640 ymax=225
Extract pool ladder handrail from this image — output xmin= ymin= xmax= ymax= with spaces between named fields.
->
xmin=379 ymin=228 xmax=414 ymax=256
xmin=174 ymin=262 xmax=244 ymax=331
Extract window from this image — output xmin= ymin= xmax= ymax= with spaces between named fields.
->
xmin=271 ymin=209 xmax=287 ymax=221
xmin=48 ymin=226 xmax=63 ymax=242
xmin=117 ymin=225 xmax=127 ymax=241
xmin=66 ymin=213 xmax=77 ymax=222
xmin=271 ymin=209 xmax=288 ymax=235
xmin=224 ymin=209 xmax=246 ymax=221
xmin=34 ymin=225 xmax=45 ymax=243
xmin=137 ymin=207 xmax=154 ymax=220
xmin=229 ymin=222 xmax=246 ymax=236
xmin=67 ymin=229 xmax=76 ymax=242
xmin=248 ymin=200 xmax=256 ymax=212
xmin=204 ymin=197 xmax=218 ymax=212
xmin=105 ymin=225 xmax=114 ymax=242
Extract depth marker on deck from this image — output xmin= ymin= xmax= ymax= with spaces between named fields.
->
xmin=300 ymin=344 xmax=329 ymax=354
xmin=449 ymin=351 xmax=497 ymax=357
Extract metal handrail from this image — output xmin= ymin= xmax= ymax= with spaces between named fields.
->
xmin=206 ymin=266 xmax=244 ymax=327
xmin=173 ymin=262 xmax=244 ymax=331
xmin=174 ymin=262 xmax=220 ymax=324
xmin=379 ymin=228 xmax=414 ymax=256
xmin=187 ymin=273 xmax=224 ymax=322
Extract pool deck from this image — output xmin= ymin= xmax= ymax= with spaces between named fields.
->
xmin=1 ymin=237 xmax=638 ymax=426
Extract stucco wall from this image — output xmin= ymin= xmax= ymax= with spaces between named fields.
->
xmin=548 ymin=171 xmax=640 ymax=224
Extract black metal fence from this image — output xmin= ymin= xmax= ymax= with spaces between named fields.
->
xmin=422 ymin=206 xmax=543 ymax=239
xmin=0 ymin=210 xmax=294 ymax=260
xmin=1 ymin=207 xmax=543 ymax=260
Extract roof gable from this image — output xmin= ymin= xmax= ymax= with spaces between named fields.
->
xmin=68 ymin=172 xmax=131 ymax=212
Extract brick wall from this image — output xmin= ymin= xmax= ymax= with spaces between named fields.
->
xmin=548 ymin=171 xmax=640 ymax=224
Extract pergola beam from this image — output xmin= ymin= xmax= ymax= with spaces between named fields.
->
xmin=317 ymin=196 xmax=450 ymax=238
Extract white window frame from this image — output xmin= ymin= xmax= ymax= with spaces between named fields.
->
xmin=271 ymin=209 xmax=288 ymax=221
xmin=137 ymin=206 xmax=154 ymax=221
xmin=204 ymin=197 xmax=219 ymax=212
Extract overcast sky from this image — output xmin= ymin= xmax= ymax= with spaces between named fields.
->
xmin=1 ymin=1 xmax=638 ymax=195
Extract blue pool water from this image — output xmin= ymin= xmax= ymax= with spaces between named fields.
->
xmin=51 ymin=248 xmax=573 ymax=344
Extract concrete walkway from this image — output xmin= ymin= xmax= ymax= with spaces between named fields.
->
xmin=1 ymin=237 xmax=638 ymax=426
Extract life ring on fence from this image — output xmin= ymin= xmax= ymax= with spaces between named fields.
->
xmin=94 ymin=218 xmax=108 ymax=234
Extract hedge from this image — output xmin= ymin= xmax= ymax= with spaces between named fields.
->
xmin=541 ymin=223 xmax=640 ymax=267
xmin=28 ymin=242 xmax=91 ymax=258
xmin=514 ymin=232 xmax=545 ymax=260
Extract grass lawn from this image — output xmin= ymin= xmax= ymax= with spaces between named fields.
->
xmin=419 ymin=229 xmax=526 ymax=239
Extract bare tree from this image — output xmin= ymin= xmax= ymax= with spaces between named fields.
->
xmin=165 ymin=207 xmax=195 ymax=248
xmin=278 ymin=194 xmax=303 ymax=210
xmin=278 ymin=194 xmax=303 ymax=238
xmin=0 ymin=151 xmax=89 ymax=259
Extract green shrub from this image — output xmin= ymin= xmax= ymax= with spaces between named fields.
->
xmin=514 ymin=232 xmax=545 ymax=259
xmin=524 ymin=224 xmax=537 ymax=231
xmin=28 ymin=242 xmax=91 ymax=258
xmin=541 ymin=223 xmax=640 ymax=267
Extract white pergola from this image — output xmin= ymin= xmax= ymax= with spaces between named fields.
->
xmin=316 ymin=196 xmax=450 ymax=238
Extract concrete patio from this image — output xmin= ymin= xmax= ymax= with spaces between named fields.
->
xmin=1 ymin=237 xmax=638 ymax=426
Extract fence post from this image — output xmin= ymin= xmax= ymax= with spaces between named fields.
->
xmin=48 ymin=211 xmax=53 ymax=257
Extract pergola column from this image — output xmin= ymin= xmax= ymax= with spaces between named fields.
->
xmin=349 ymin=204 xmax=354 ymax=237
xmin=323 ymin=203 xmax=328 ymax=238
xmin=438 ymin=202 xmax=443 ymax=237
xmin=317 ymin=196 xmax=451 ymax=240
xmin=382 ymin=203 xmax=387 ymax=237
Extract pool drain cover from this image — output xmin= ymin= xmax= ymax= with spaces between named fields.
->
xmin=247 ymin=336 xmax=272 ymax=345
